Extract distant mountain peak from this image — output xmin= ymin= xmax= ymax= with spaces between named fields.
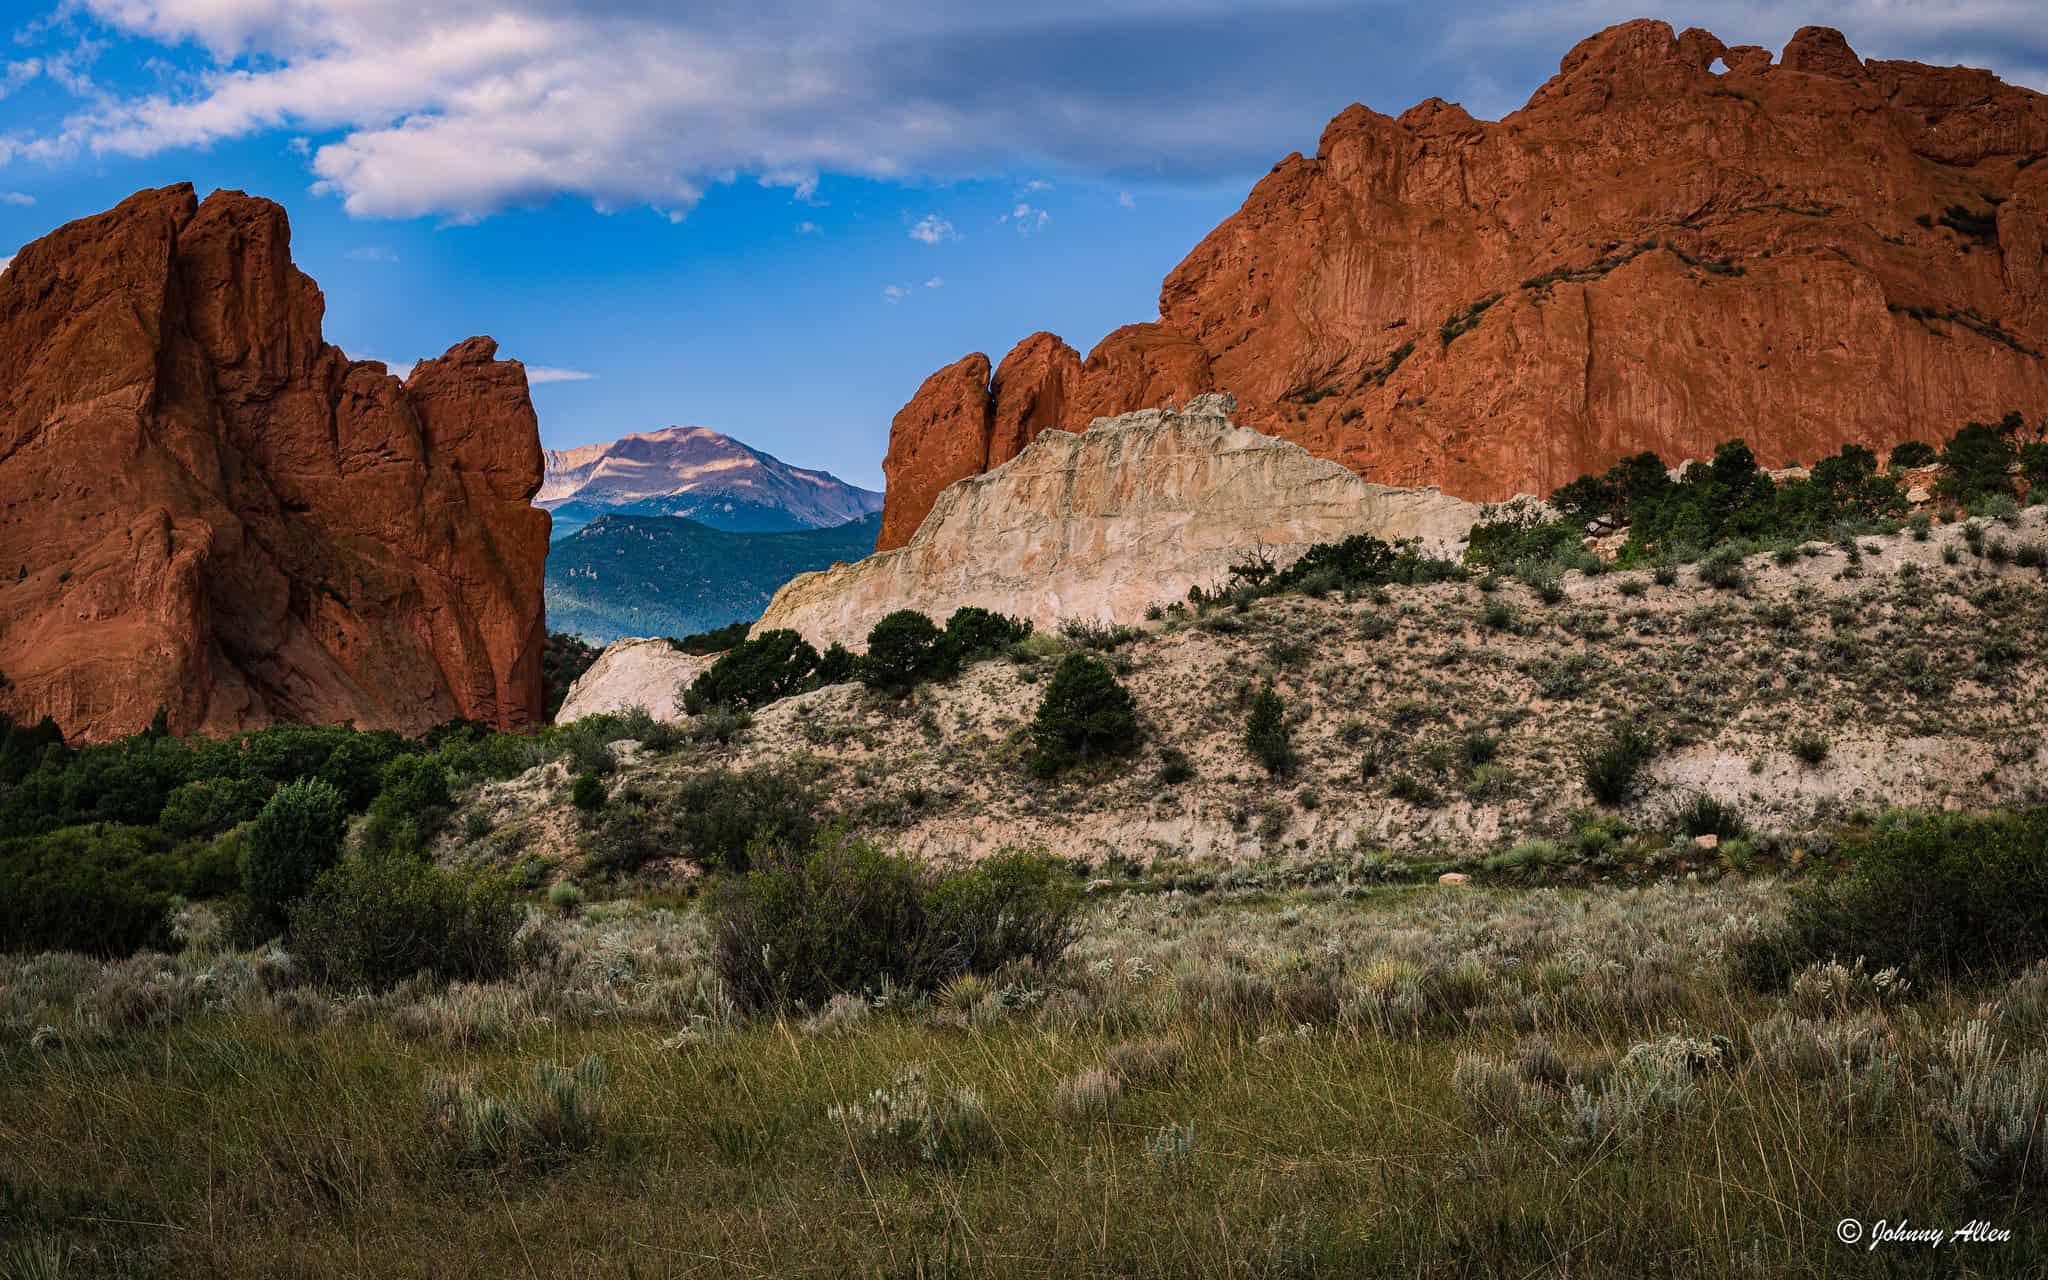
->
xmin=538 ymin=425 xmax=881 ymax=539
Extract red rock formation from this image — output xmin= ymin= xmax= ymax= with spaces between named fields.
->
xmin=876 ymin=21 xmax=2048 ymax=550
xmin=0 ymin=184 xmax=551 ymax=742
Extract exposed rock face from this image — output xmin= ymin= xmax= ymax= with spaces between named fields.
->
xmin=877 ymin=21 xmax=2048 ymax=550
xmin=0 ymin=184 xmax=551 ymax=743
xmin=555 ymin=637 xmax=714 ymax=724
xmin=540 ymin=425 xmax=881 ymax=539
xmin=760 ymin=395 xmax=1487 ymax=649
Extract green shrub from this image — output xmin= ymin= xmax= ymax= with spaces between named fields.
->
xmin=0 ymin=826 xmax=180 ymax=956
xmin=288 ymin=857 xmax=522 ymax=992
xmin=1739 ymin=810 xmax=2048 ymax=986
xmin=1244 ymin=682 xmax=1294 ymax=777
xmin=1937 ymin=414 xmax=2021 ymax=506
xmin=1789 ymin=733 xmax=1830 ymax=767
xmin=814 ymin=642 xmax=857 ymax=687
xmin=861 ymin=611 xmax=955 ymax=695
xmin=244 ymin=778 xmax=348 ymax=928
xmin=316 ymin=731 xmax=407 ymax=808
xmin=1675 ymin=793 xmax=1744 ymax=840
xmin=669 ymin=621 xmax=752 ymax=656
xmin=672 ymin=766 xmax=821 ymax=873
xmin=1029 ymin=654 xmax=1141 ymax=777
xmin=1156 ymin=747 xmax=1195 ymax=786
xmin=157 ymin=775 xmax=272 ymax=840
xmin=1465 ymin=501 xmax=1581 ymax=569
xmin=541 ymin=632 xmax=602 ymax=720
xmin=570 ymin=773 xmax=607 ymax=812
xmin=1388 ymin=774 xmax=1440 ymax=807
xmin=685 ymin=629 xmax=820 ymax=712
xmin=1887 ymin=440 xmax=1938 ymax=471
xmin=944 ymin=607 xmax=1032 ymax=660
xmin=1697 ymin=547 xmax=1747 ymax=590
xmin=709 ymin=836 xmax=1077 ymax=1011
xmin=1583 ymin=722 xmax=1657 ymax=806
xmin=362 ymin=755 xmax=453 ymax=855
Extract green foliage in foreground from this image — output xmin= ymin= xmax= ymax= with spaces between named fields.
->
xmin=9 ymin=877 xmax=2048 ymax=1276
xmin=709 ymin=837 xmax=1080 ymax=1011
xmin=243 ymin=778 xmax=348 ymax=929
xmin=0 ymin=824 xmax=237 ymax=956
xmin=287 ymin=855 xmax=522 ymax=992
xmin=1742 ymin=808 xmax=2048 ymax=985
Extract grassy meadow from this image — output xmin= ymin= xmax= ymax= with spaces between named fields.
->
xmin=5 ymin=875 xmax=2045 ymax=1278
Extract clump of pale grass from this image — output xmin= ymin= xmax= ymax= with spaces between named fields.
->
xmin=1105 ymin=1037 xmax=1184 ymax=1086
xmin=1052 ymin=1068 xmax=1120 ymax=1121
xmin=828 ymin=1065 xmax=997 ymax=1168
xmin=1144 ymin=1120 xmax=1198 ymax=1175
xmin=1786 ymin=957 xmax=1911 ymax=1016
xmin=802 ymin=992 xmax=873 ymax=1037
xmin=424 ymin=1054 xmax=610 ymax=1167
xmin=1922 ymin=1019 xmax=2048 ymax=1191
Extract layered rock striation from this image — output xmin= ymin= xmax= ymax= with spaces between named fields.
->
xmin=878 ymin=21 xmax=2048 ymax=550
xmin=762 ymin=395 xmax=1487 ymax=649
xmin=0 ymin=184 xmax=551 ymax=742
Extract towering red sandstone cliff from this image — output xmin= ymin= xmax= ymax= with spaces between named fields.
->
xmin=878 ymin=21 xmax=2048 ymax=550
xmin=0 ymin=184 xmax=551 ymax=742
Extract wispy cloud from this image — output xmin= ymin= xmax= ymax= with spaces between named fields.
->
xmin=345 ymin=245 xmax=397 ymax=262
xmin=1 ymin=192 xmax=34 ymax=207
xmin=923 ymin=276 xmax=943 ymax=289
xmin=527 ymin=366 xmax=596 ymax=384
xmin=881 ymin=284 xmax=908 ymax=304
xmin=9 ymin=2 xmax=2047 ymax=222
xmin=0 ymin=257 xmax=12 ymax=275
xmin=1117 ymin=190 xmax=1135 ymax=209
xmin=908 ymin=213 xmax=957 ymax=245
xmin=796 ymin=219 xmax=820 ymax=234
xmin=1002 ymin=202 xmax=1051 ymax=234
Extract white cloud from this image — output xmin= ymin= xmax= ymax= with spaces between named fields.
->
xmin=881 ymin=284 xmax=908 ymax=304
xmin=1 ymin=192 xmax=34 ymax=207
xmin=1117 ymin=190 xmax=1135 ymax=209
xmin=1020 ymin=178 xmax=1051 ymax=193
xmin=923 ymin=276 xmax=943 ymax=288
xmin=0 ymin=257 xmax=12 ymax=274
xmin=526 ymin=366 xmax=595 ymax=384
xmin=10 ymin=2 xmax=2047 ymax=221
xmin=345 ymin=245 xmax=397 ymax=262
xmin=0 ymin=61 xmax=39 ymax=99
xmin=908 ymin=213 xmax=956 ymax=245
xmin=796 ymin=219 xmax=820 ymax=234
xmin=1003 ymin=202 xmax=1050 ymax=233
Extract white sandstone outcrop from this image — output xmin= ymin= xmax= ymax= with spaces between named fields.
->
xmin=756 ymin=394 xmax=1494 ymax=649
xmin=555 ymin=637 xmax=715 ymax=723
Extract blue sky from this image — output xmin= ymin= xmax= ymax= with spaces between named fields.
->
xmin=2 ymin=3 xmax=2045 ymax=489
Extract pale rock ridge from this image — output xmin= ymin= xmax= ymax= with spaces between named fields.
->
xmin=555 ymin=637 xmax=714 ymax=724
xmin=757 ymin=395 xmax=1490 ymax=650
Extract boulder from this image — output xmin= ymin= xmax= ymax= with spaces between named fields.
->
xmin=555 ymin=638 xmax=717 ymax=724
